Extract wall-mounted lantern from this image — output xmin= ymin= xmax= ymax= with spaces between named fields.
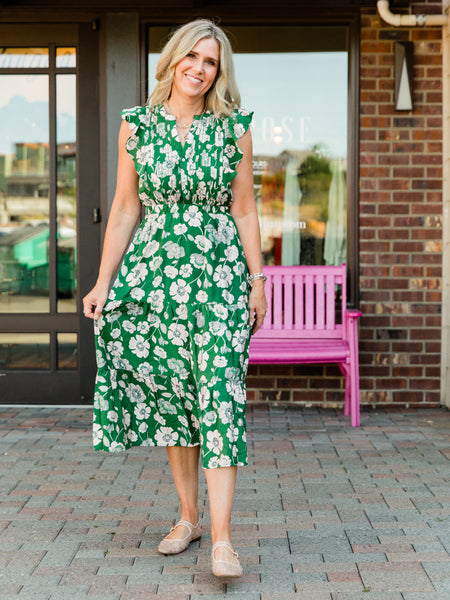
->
xmin=394 ymin=41 xmax=414 ymax=111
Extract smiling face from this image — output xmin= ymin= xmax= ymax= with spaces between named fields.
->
xmin=171 ymin=37 xmax=220 ymax=103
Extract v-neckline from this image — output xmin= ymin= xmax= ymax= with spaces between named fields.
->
xmin=159 ymin=104 xmax=208 ymax=153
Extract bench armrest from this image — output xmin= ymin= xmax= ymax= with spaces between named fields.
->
xmin=346 ymin=309 xmax=362 ymax=319
xmin=344 ymin=309 xmax=361 ymax=341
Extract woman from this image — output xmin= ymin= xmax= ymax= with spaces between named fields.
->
xmin=83 ymin=19 xmax=267 ymax=577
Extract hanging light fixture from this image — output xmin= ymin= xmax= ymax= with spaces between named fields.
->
xmin=394 ymin=41 xmax=414 ymax=111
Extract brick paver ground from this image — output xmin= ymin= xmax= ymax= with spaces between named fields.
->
xmin=0 ymin=404 xmax=449 ymax=599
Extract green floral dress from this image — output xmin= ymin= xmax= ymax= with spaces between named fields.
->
xmin=93 ymin=103 xmax=253 ymax=469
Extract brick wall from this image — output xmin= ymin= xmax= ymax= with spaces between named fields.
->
xmin=247 ymin=1 xmax=443 ymax=409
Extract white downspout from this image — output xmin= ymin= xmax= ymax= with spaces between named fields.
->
xmin=377 ymin=0 xmax=448 ymax=27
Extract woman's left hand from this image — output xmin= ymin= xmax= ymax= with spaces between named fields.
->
xmin=249 ymin=280 xmax=268 ymax=335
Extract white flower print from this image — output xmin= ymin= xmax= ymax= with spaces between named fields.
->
xmin=127 ymin=431 xmax=138 ymax=443
xmin=198 ymin=350 xmax=209 ymax=372
xmin=173 ymin=223 xmax=187 ymax=235
xmin=207 ymin=430 xmax=223 ymax=455
xmin=148 ymin=255 xmax=163 ymax=271
xmin=214 ymin=265 xmax=233 ymax=288
xmin=171 ymin=377 xmax=184 ymax=398
xmin=194 ymin=331 xmax=211 ymax=347
xmin=196 ymin=290 xmax=208 ymax=303
xmin=126 ymin=383 xmax=146 ymax=404
xmin=142 ymin=240 xmax=160 ymax=258
xmin=175 ymin=304 xmax=188 ymax=320
xmin=222 ymin=289 xmax=234 ymax=303
xmin=129 ymin=334 xmax=150 ymax=358
xmin=213 ymin=355 xmax=228 ymax=368
xmin=199 ymin=385 xmax=210 ymax=411
xmin=154 ymin=346 xmax=167 ymax=359
xmin=107 ymin=340 xmax=123 ymax=358
xmin=159 ymin=400 xmax=177 ymax=414
xmin=107 ymin=410 xmax=118 ymax=423
xmin=179 ymin=263 xmax=193 ymax=278
xmin=138 ymin=421 xmax=148 ymax=433
xmin=137 ymin=321 xmax=150 ymax=335
xmin=167 ymin=358 xmax=189 ymax=380
xmin=191 ymin=253 xmax=207 ymax=268
xmin=112 ymin=356 xmax=132 ymax=371
xmin=183 ymin=205 xmax=202 ymax=227
xmin=231 ymin=330 xmax=247 ymax=353
xmin=194 ymin=234 xmax=212 ymax=252
xmin=204 ymin=410 xmax=217 ymax=427
xmin=164 ymin=265 xmax=178 ymax=279
xmin=130 ymin=287 xmax=145 ymax=301
xmin=225 ymin=246 xmax=239 ymax=261
xmin=212 ymin=304 xmax=229 ymax=319
xmin=147 ymin=289 xmax=164 ymax=313
xmin=155 ymin=427 xmax=179 ymax=445
xmin=218 ymin=402 xmax=234 ymax=424
xmin=137 ymin=362 xmax=153 ymax=378
xmin=126 ymin=303 xmax=144 ymax=316
xmin=169 ymin=279 xmax=191 ymax=303
xmin=126 ymin=263 xmax=148 ymax=286
xmin=168 ymin=322 xmax=188 ymax=346
xmin=136 ymin=144 xmax=153 ymax=165
xmin=123 ymin=320 xmax=136 ymax=334
xmin=163 ymin=241 xmax=185 ymax=259
xmin=134 ymin=402 xmax=151 ymax=420
xmin=210 ymin=321 xmax=226 ymax=336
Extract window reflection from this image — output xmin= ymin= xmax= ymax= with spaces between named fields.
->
xmin=0 ymin=333 xmax=50 ymax=369
xmin=148 ymin=26 xmax=348 ymax=266
xmin=56 ymin=48 xmax=76 ymax=68
xmin=57 ymin=332 xmax=77 ymax=369
xmin=0 ymin=47 xmax=48 ymax=68
xmin=56 ymin=74 xmax=77 ymax=313
xmin=0 ymin=74 xmax=50 ymax=313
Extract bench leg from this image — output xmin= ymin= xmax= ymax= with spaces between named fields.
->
xmin=339 ymin=363 xmax=351 ymax=417
xmin=349 ymin=361 xmax=360 ymax=427
xmin=339 ymin=361 xmax=360 ymax=427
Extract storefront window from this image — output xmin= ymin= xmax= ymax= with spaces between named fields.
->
xmin=148 ymin=26 xmax=348 ymax=266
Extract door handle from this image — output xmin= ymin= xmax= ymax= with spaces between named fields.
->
xmin=93 ymin=208 xmax=102 ymax=223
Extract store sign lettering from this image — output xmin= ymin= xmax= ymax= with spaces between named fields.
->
xmin=260 ymin=116 xmax=311 ymax=145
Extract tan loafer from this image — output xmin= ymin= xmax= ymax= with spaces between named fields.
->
xmin=211 ymin=541 xmax=243 ymax=577
xmin=157 ymin=519 xmax=201 ymax=555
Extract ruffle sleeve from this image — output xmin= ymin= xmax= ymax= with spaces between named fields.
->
xmin=223 ymin=108 xmax=254 ymax=182
xmin=120 ymin=105 xmax=151 ymax=173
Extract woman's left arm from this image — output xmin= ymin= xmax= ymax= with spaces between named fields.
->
xmin=230 ymin=128 xmax=267 ymax=335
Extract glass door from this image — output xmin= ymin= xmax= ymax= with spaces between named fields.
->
xmin=0 ymin=26 xmax=100 ymax=403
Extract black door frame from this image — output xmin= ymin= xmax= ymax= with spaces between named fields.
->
xmin=0 ymin=23 xmax=100 ymax=403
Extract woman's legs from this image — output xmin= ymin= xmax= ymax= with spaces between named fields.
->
xmin=204 ymin=465 xmax=240 ymax=565
xmin=164 ymin=446 xmax=201 ymax=540
xmin=164 ymin=447 xmax=240 ymax=565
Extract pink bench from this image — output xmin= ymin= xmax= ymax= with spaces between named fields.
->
xmin=249 ymin=264 xmax=362 ymax=426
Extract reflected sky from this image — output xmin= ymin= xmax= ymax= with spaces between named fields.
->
xmin=0 ymin=75 xmax=76 ymax=153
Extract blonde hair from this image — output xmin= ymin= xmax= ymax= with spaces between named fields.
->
xmin=148 ymin=19 xmax=241 ymax=117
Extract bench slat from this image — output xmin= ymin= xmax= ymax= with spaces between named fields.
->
xmin=316 ymin=274 xmax=325 ymax=330
xmin=305 ymin=274 xmax=314 ymax=330
xmin=284 ymin=272 xmax=293 ymax=329
xmin=273 ymin=273 xmax=283 ymax=329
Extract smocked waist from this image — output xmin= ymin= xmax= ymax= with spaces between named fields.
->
xmin=143 ymin=201 xmax=231 ymax=214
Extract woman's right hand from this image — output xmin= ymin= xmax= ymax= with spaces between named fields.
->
xmin=82 ymin=284 xmax=109 ymax=320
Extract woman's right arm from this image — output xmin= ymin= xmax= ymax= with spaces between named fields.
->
xmin=83 ymin=121 xmax=141 ymax=320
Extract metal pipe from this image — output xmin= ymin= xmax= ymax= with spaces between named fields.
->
xmin=377 ymin=0 xmax=448 ymax=27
